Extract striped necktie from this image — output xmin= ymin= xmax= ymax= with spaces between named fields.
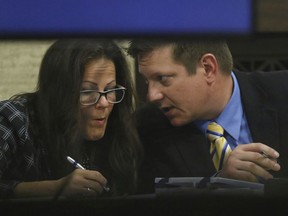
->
xmin=206 ymin=122 xmax=232 ymax=171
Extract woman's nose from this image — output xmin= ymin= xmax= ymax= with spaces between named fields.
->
xmin=95 ymin=94 xmax=109 ymax=107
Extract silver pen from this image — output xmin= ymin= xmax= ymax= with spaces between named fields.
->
xmin=66 ymin=156 xmax=110 ymax=192
xmin=262 ymin=151 xmax=269 ymax=158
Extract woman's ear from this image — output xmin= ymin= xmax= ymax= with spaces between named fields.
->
xmin=200 ymin=53 xmax=218 ymax=84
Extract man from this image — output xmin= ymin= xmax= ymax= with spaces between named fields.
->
xmin=128 ymin=39 xmax=288 ymax=193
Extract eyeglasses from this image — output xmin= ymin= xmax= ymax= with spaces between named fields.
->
xmin=80 ymin=85 xmax=126 ymax=105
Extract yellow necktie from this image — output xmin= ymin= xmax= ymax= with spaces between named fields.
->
xmin=207 ymin=122 xmax=232 ymax=171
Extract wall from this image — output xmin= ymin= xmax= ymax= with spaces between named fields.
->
xmin=0 ymin=40 xmax=54 ymax=100
xmin=0 ymin=40 xmax=133 ymax=101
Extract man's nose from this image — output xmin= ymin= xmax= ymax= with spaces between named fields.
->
xmin=146 ymin=84 xmax=163 ymax=102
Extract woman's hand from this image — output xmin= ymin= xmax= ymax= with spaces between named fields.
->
xmin=58 ymin=169 xmax=108 ymax=197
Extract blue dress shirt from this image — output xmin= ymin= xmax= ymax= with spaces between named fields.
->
xmin=195 ymin=72 xmax=253 ymax=149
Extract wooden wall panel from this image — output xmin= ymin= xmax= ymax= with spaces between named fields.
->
xmin=256 ymin=0 xmax=288 ymax=32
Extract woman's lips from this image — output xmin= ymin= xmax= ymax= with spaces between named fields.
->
xmin=92 ymin=117 xmax=106 ymax=126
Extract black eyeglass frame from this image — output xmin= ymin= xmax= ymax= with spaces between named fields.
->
xmin=80 ymin=85 xmax=126 ymax=106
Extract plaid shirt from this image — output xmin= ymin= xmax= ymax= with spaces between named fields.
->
xmin=0 ymin=99 xmax=50 ymax=199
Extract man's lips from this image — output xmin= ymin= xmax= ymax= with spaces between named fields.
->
xmin=160 ymin=106 xmax=174 ymax=117
xmin=161 ymin=106 xmax=171 ymax=113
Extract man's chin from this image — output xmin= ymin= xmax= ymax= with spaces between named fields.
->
xmin=169 ymin=118 xmax=186 ymax=127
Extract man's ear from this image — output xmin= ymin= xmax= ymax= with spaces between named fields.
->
xmin=200 ymin=53 xmax=218 ymax=84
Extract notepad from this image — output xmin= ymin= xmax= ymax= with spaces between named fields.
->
xmin=155 ymin=177 xmax=264 ymax=190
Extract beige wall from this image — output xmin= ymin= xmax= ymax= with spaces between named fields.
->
xmin=0 ymin=40 xmax=54 ymax=100
xmin=0 ymin=39 xmax=134 ymax=101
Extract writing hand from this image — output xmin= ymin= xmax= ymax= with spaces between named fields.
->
xmin=57 ymin=169 xmax=108 ymax=198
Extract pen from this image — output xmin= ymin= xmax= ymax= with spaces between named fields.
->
xmin=67 ymin=156 xmax=85 ymax=169
xmin=258 ymin=151 xmax=279 ymax=183
xmin=262 ymin=151 xmax=278 ymax=162
xmin=262 ymin=151 xmax=269 ymax=158
xmin=66 ymin=156 xmax=110 ymax=192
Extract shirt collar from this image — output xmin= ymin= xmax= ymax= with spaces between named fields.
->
xmin=195 ymin=72 xmax=243 ymax=141
xmin=216 ymin=72 xmax=242 ymax=140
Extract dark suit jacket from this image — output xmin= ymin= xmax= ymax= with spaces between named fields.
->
xmin=135 ymin=70 xmax=288 ymax=193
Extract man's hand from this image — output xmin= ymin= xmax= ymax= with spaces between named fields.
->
xmin=218 ymin=142 xmax=280 ymax=182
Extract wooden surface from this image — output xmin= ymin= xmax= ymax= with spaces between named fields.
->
xmin=256 ymin=0 xmax=288 ymax=32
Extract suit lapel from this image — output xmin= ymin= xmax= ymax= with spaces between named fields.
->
xmin=171 ymin=124 xmax=216 ymax=176
xmin=235 ymin=71 xmax=280 ymax=150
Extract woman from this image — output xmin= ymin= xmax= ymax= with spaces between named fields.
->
xmin=0 ymin=38 xmax=143 ymax=199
